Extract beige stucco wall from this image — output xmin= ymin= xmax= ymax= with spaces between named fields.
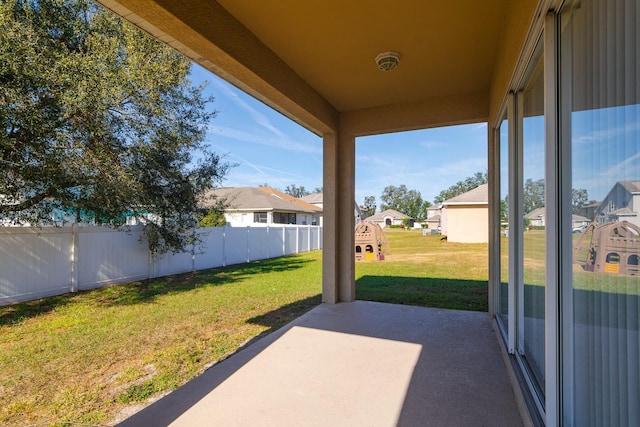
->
xmin=444 ymin=205 xmax=489 ymax=243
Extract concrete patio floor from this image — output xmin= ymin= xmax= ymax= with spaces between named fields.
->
xmin=118 ymin=301 xmax=525 ymax=426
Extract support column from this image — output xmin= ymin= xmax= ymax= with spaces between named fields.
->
xmin=322 ymin=126 xmax=356 ymax=303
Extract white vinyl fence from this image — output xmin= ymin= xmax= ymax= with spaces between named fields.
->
xmin=0 ymin=224 xmax=322 ymax=306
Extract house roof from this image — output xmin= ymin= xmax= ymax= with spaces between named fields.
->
xmin=300 ymin=193 xmax=323 ymax=204
xmin=201 ymin=187 xmax=322 ymax=214
xmin=524 ymin=207 xmax=546 ymax=219
xmin=595 ymin=181 xmax=640 ymax=216
xmin=442 ymin=184 xmax=489 ymax=206
xmin=572 ymin=214 xmax=589 ymax=222
xmin=611 ymin=207 xmax=637 ymax=216
xmin=582 ymin=201 xmax=601 ymax=208
xmin=367 ymin=209 xmax=413 ymax=222
xmin=619 ymin=181 xmax=640 ymax=193
xmin=301 ymin=193 xmax=364 ymax=218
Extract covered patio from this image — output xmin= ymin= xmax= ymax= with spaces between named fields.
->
xmin=94 ymin=0 xmax=640 ymax=425
xmin=118 ymin=301 xmax=525 ymax=426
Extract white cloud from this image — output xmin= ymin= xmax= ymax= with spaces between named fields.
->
xmin=471 ymin=122 xmax=488 ymax=132
xmin=574 ymin=111 xmax=640 ymax=146
xmin=209 ymin=78 xmax=290 ymax=137
xmin=208 ymin=125 xmax=321 ymax=154
xmin=418 ymin=140 xmax=447 ymax=149
xmin=224 ymin=153 xmax=322 ymax=189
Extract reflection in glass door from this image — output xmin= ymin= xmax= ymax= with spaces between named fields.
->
xmin=520 ymin=42 xmax=546 ymax=402
xmin=498 ymin=119 xmax=509 ymax=332
xmin=561 ymin=0 xmax=640 ymax=424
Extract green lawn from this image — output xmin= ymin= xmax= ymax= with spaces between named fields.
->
xmin=356 ymin=229 xmax=488 ymax=311
xmin=1 ymin=229 xmax=491 ymax=425
xmin=1 ymin=253 xmax=322 ymax=426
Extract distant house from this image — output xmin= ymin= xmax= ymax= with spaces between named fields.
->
xmin=300 ymin=192 xmax=362 ymax=226
xmin=523 ymin=207 xmax=589 ymax=230
xmin=425 ymin=205 xmax=443 ymax=231
xmin=366 ymin=209 xmax=414 ymax=228
xmin=201 ymin=187 xmax=322 ymax=226
xmin=300 ymin=193 xmax=324 ymax=209
xmin=571 ymin=214 xmax=590 ymax=229
xmin=579 ymin=201 xmax=600 ymax=221
xmin=595 ymin=181 xmax=640 ymax=227
xmin=525 ymin=207 xmax=546 ymax=227
xmin=441 ymin=184 xmax=488 ymax=243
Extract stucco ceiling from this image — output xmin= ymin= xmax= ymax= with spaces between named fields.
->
xmin=96 ymin=0 xmax=532 ymax=134
xmin=216 ymin=0 xmax=508 ymax=112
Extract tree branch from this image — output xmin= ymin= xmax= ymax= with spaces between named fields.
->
xmin=0 ymin=191 xmax=50 ymax=214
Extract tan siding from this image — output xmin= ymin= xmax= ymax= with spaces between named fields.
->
xmin=445 ymin=205 xmax=488 ymax=243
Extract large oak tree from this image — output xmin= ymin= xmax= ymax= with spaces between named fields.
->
xmin=0 ymin=0 xmax=229 ymax=253
xmin=380 ymin=185 xmax=430 ymax=221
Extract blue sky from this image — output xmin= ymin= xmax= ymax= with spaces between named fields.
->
xmin=499 ymin=106 xmax=640 ymax=203
xmin=571 ymin=105 xmax=640 ymax=201
xmin=190 ymin=64 xmax=488 ymax=209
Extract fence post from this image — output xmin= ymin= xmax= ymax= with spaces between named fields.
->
xmin=191 ymin=227 xmax=196 ymax=272
xmin=222 ymin=226 xmax=227 ymax=267
xmin=70 ymin=224 xmax=79 ymax=292
xmin=148 ymin=231 xmax=154 ymax=279
xmin=282 ymin=226 xmax=286 ymax=256
xmin=246 ymin=226 xmax=251 ymax=262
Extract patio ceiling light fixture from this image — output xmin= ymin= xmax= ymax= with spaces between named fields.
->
xmin=375 ymin=51 xmax=400 ymax=71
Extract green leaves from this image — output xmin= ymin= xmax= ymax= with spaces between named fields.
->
xmin=433 ymin=171 xmax=488 ymax=204
xmin=380 ymin=184 xmax=430 ymax=220
xmin=1 ymin=0 xmax=229 ymax=253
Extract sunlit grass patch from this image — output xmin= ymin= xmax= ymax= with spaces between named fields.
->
xmin=356 ymin=229 xmax=489 ymax=311
xmin=0 ymin=252 xmax=322 ymax=426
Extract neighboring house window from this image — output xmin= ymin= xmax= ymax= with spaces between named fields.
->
xmin=273 ymin=212 xmax=296 ymax=224
xmin=254 ymin=212 xmax=267 ymax=223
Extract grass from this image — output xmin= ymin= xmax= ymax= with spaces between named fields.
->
xmin=0 ymin=253 xmax=322 ymax=426
xmin=15 ymin=228 xmax=632 ymax=426
xmin=356 ymin=229 xmax=489 ymax=311
xmin=1 ymin=229 xmax=492 ymax=425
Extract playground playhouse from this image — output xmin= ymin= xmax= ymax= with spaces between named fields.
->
xmin=355 ymin=221 xmax=390 ymax=261
xmin=573 ymin=220 xmax=640 ymax=275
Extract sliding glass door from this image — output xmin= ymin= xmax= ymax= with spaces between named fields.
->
xmin=560 ymin=1 xmax=640 ymax=425
xmin=498 ymin=118 xmax=509 ymax=333
xmin=519 ymin=41 xmax=546 ymax=406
